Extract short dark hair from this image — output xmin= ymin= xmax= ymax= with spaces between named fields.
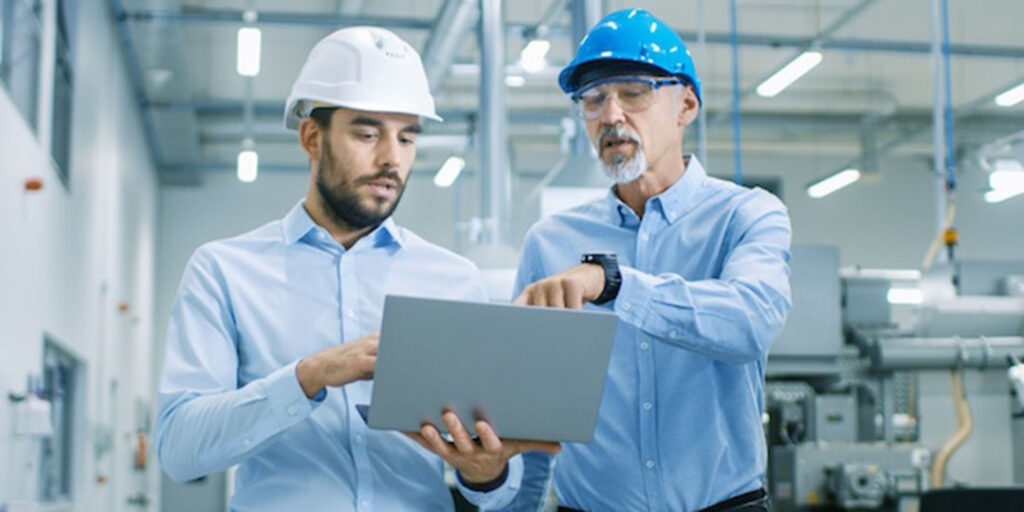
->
xmin=310 ymin=107 xmax=338 ymax=129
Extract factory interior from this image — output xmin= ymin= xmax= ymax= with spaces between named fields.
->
xmin=2 ymin=0 xmax=1024 ymax=511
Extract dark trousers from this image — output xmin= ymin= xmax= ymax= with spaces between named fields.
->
xmin=557 ymin=487 xmax=770 ymax=512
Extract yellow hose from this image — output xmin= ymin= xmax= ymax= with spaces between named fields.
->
xmin=930 ymin=368 xmax=973 ymax=488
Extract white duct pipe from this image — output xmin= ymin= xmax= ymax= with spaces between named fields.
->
xmin=478 ymin=0 xmax=510 ymax=246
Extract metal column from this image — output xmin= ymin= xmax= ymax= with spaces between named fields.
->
xmin=478 ymin=0 xmax=510 ymax=246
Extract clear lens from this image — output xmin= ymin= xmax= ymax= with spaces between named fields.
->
xmin=574 ymin=80 xmax=662 ymax=120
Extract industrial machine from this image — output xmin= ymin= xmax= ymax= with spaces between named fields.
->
xmin=765 ymin=246 xmax=1024 ymax=511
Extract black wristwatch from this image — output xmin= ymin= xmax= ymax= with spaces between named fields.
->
xmin=581 ymin=253 xmax=622 ymax=305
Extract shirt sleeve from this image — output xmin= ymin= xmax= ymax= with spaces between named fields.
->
xmin=155 ymin=247 xmax=325 ymax=482
xmin=612 ymin=192 xmax=793 ymax=363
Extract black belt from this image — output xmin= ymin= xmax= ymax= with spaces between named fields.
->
xmin=557 ymin=487 xmax=769 ymax=512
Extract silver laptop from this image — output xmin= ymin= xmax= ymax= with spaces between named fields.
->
xmin=363 ymin=295 xmax=618 ymax=443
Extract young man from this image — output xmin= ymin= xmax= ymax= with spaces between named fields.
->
xmin=508 ymin=9 xmax=792 ymax=512
xmin=156 ymin=27 xmax=553 ymax=511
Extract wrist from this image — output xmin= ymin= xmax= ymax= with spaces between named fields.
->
xmin=296 ymin=357 xmax=325 ymax=399
xmin=458 ymin=462 xmax=509 ymax=491
xmin=581 ymin=253 xmax=621 ymax=304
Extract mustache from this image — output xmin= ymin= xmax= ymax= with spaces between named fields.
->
xmin=597 ymin=124 xmax=641 ymax=148
xmin=355 ymin=168 xmax=403 ymax=185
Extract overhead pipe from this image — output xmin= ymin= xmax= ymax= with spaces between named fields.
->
xmin=821 ymin=71 xmax=1024 ymax=183
xmin=109 ymin=0 xmax=164 ymax=168
xmin=710 ymin=0 xmax=878 ymax=126
xmin=728 ymin=0 xmax=742 ymax=185
xmin=940 ymin=0 xmax=956 ymax=191
xmin=523 ymin=0 xmax=569 ymax=40
xmin=477 ymin=0 xmax=510 ymax=246
xmin=695 ymin=0 xmax=708 ymax=164
xmin=421 ymin=0 xmax=479 ymax=93
xmin=117 ymin=7 xmax=1024 ymax=58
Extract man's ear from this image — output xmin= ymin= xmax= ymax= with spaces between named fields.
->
xmin=677 ymin=86 xmax=700 ymax=127
xmin=299 ymin=118 xmax=323 ymax=161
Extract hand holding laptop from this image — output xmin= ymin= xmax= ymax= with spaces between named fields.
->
xmin=407 ymin=411 xmax=561 ymax=484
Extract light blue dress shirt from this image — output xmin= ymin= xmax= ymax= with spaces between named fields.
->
xmin=157 ymin=201 xmax=522 ymax=511
xmin=506 ymin=157 xmax=792 ymax=512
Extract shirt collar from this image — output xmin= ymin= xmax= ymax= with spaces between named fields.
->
xmin=604 ymin=155 xmax=709 ymax=227
xmin=281 ymin=200 xmax=404 ymax=250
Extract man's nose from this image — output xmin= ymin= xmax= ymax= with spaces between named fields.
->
xmin=598 ymin=94 xmax=626 ymax=125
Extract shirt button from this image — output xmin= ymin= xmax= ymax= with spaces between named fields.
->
xmin=361 ymin=500 xmax=370 ymax=508
xmin=643 ymin=402 xmax=653 ymax=410
xmin=318 ymin=232 xmax=327 ymax=240
xmin=640 ymin=342 xmax=650 ymax=350
xmin=622 ymin=302 xmax=631 ymax=311
xmin=640 ymin=232 xmax=649 ymax=241
xmin=646 ymin=459 xmax=656 ymax=469
xmin=355 ymin=434 xmax=364 ymax=443
xmin=287 ymin=405 xmax=298 ymax=415
xmin=669 ymin=330 xmax=678 ymax=338
xmin=243 ymin=438 xmax=252 ymax=448
xmin=346 ymin=309 xmax=356 ymax=319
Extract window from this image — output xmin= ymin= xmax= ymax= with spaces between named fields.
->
xmin=0 ymin=0 xmax=44 ymax=132
xmin=39 ymin=337 xmax=81 ymax=503
xmin=51 ymin=0 xmax=78 ymax=188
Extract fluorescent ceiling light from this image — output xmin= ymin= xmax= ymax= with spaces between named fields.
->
xmin=989 ymin=169 xmax=1024 ymax=190
xmin=433 ymin=156 xmax=465 ymax=188
xmin=807 ymin=169 xmax=860 ymax=199
xmin=995 ymin=82 xmax=1024 ymax=107
xmin=505 ymin=75 xmax=526 ymax=87
xmin=237 ymin=150 xmax=259 ymax=183
xmin=887 ymin=287 xmax=923 ymax=305
xmin=985 ymin=188 xmax=1024 ymax=203
xmin=756 ymin=51 xmax=823 ymax=98
xmin=986 ymin=165 xmax=1024 ymax=203
xmin=237 ymin=27 xmax=262 ymax=77
xmin=519 ymin=39 xmax=550 ymax=74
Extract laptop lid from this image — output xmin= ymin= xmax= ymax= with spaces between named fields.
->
xmin=366 ymin=295 xmax=618 ymax=443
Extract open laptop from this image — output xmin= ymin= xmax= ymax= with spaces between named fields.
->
xmin=362 ymin=295 xmax=618 ymax=443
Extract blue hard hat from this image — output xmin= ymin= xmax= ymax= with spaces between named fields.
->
xmin=558 ymin=8 xmax=702 ymax=105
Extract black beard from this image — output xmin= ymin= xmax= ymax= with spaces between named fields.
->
xmin=316 ymin=138 xmax=406 ymax=231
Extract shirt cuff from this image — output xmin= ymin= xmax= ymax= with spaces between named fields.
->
xmin=613 ymin=266 xmax=660 ymax=326
xmin=456 ymin=454 xmax=523 ymax=509
xmin=260 ymin=360 xmax=324 ymax=430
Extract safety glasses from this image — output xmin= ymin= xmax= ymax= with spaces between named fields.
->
xmin=571 ymin=77 xmax=683 ymax=120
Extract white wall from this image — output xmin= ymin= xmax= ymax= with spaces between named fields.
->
xmin=0 ymin=0 xmax=159 ymax=510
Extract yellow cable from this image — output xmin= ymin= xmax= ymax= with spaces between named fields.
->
xmin=930 ymin=368 xmax=973 ymax=488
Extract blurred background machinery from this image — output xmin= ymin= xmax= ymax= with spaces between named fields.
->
xmin=765 ymin=245 xmax=1024 ymax=511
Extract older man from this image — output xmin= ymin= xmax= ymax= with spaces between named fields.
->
xmin=508 ymin=9 xmax=792 ymax=512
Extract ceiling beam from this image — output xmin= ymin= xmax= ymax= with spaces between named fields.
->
xmin=119 ymin=7 xmax=1024 ymax=59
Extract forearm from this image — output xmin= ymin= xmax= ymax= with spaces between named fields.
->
xmin=156 ymin=361 xmax=320 ymax=481
xmin=615 ymin=266 xmax=790 ymax=362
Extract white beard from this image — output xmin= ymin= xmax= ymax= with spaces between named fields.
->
xmin=603 ymin=146 xmax=647 ymax=184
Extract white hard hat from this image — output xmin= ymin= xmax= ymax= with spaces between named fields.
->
xmin=284 ymin=26 xmax=442 ymax=130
